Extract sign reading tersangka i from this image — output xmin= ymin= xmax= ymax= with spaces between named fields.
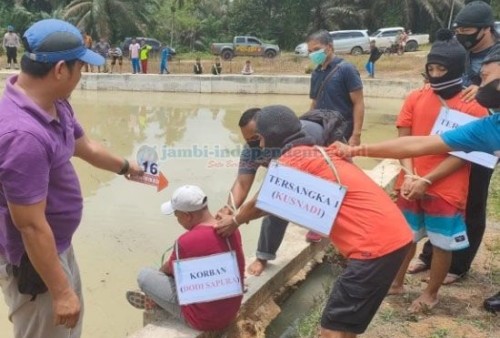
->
xmin=256 ymin=161 xmax=346 ymax=236
xmin=430 ymin=107 xmax=498 ymax=169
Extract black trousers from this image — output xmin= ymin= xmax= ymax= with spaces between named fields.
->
xmin=6 ymin=47 xmax=17 ymax=64
xmin=418 ymin=163 xmax=494 ymax=276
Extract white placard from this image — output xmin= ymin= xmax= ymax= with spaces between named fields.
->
xmin=430 ymin=107 xmax=498 ymax=169
xmin=173 ymin=251 xmax=242 ymax=305
xmin=256 ymin=161 xmax=346 ymax=236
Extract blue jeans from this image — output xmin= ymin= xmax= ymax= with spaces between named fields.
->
xmin=131 ymin=58 xmax=140 ymax=74
xmin=365 ymin=61 xmax=374 ymax=77
xmin=160 ymin=60 xmax=169 ymax=74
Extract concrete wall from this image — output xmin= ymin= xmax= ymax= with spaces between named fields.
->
xmin=79 ymin=74 xmax=420 ymax=99
xmin=0 ymin=71 xmax=421 ymax=98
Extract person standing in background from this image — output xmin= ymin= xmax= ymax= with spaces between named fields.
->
xmin=94 ymin=37 xmax=110 ymax=73
xmin=129 ymin=38 xmax=141 ymax=74
xmin=160 ymin=45 xmax=170 ymax=74
xmin=108 ymin=44 xmax=123 ymax=74
xmin=365 ymin=41 xmax=381 ymax=78
xmin=307 ymin=30 xmax=365 ymax=147
xmin=139 ymin=40 xmax=152 ymax=74
xmin=82 ymin=31 xmax=93 ymax=72
xmin=3 ymin=25 xmax=20 ymax=70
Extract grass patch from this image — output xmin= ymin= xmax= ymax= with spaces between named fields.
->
xmin=487 ymin=169 xmax=500 ymax=221
xmin=429 ymin=328 xmax=450 ymax=338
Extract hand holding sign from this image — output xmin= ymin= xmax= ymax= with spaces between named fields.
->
xmin=129 ymin=145 xmax=169 ymax=192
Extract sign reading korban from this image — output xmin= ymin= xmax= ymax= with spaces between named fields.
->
xmin=256 ymin=160 xmax=346 ymax=237
xmin=173 ymin=243 xmax=243 ymax=305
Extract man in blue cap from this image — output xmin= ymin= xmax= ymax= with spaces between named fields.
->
xmin=2 ymin=25 xmax=20 ymax=69
xmin=0 ymin=19 xmax=143 ymax=338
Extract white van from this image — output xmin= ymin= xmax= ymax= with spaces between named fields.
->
xmin=329 ymin=30 xmax=371 ymax=55
xmin=294 ymin=29 xmax=370 ymax=56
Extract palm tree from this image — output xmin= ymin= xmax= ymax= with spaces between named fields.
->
xmin=402 ymin=0 xmax=464 ymax=28
xmin=63 ymin=0 xmax=159 ymax=39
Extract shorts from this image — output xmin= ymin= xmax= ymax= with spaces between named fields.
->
xmin=397 ymin=195 xmax=469 ymax=251
xmin=321 ymin=243 xmax=410 ymax=334
xmin=111 ymin=56 xmax=123 ymax=65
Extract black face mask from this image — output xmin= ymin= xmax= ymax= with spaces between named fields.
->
xmin=456 ymin=30 xmax=482 ymax=50
xmin=427 ymin=75 xmax=463 ymax=99
xmin=476 ymin=79 xmax=500 ymax=109
xmin=247 ymin=139 xmax=261 ymax=148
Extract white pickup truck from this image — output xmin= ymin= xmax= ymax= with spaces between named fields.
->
xmin=369 ymin=27 xmax=429 ymax=52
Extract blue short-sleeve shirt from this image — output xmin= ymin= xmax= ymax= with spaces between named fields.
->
xmin=441 ymin=114 xmax=500 ymax=157
xmin=309 ymin=57 xmax=363 ymax=126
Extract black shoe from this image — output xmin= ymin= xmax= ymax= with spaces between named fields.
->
xmin=483 ymin=291 xmax=500 ymax=313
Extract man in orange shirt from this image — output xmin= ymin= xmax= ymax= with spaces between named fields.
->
xmin=385 ymin=30 xmax=488 ymax=313
xmin=216 ymin=105 xmax=412 ymax=338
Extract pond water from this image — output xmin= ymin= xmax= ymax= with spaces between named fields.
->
xmin=0 ymin=89 xmax=402 ymax=338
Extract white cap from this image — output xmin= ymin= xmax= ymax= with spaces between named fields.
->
xmin=161 ymin=185 xmax=208 ymax=215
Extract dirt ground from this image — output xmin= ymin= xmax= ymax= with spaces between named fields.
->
xmin=94 ymin=51 xmax=428 ymax=80
xmin=365 ymin=224 xmax=500 ymax=338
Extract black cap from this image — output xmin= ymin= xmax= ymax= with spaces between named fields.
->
xmin=453 ymin=1 xmax=494 ymax=28
xmin=256 ymin=105 xmax=301 ymax=149
xmin=482 ymin=43 xmax=500 ymax=65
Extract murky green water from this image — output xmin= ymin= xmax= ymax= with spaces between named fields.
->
xmin=0 ymin=89 xmax=402 ymax=338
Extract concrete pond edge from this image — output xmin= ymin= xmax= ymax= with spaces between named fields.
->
xmin=128 ymin=159 xmax=401 ymax=338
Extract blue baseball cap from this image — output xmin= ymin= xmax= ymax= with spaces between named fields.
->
xmin=23 ymin=19 xmax=104 ymax=65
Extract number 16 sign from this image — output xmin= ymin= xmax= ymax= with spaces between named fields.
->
xmin=129 ymin=145 xmax=169 ymax=192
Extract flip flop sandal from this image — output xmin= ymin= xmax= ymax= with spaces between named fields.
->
xmin=442 ymin=273 xmax=462 ymax=285
xmin=420 ymin=273 xmax=462 ymax=285
xmin=126 ymin=290 xmax=146 ymax=309
xmin=407 ymin=259 xmax=429 ymax=274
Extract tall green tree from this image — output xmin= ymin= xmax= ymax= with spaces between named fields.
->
xmin=63 ymin=0 xmax=159 ymax=42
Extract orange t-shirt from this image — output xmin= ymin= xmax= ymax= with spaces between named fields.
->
xmin=278 ymin=145 xmax=412 ymax=260
xmin=396 ymin=87 xmax=488 ymax=209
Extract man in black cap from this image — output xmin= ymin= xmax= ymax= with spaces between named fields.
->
xmin=409 ymin=0 xmax=499 ymax=285
xmin=333 ymin=44 xmax=500 ymax=313
xmin=216 ymin=105 xmax=413 ymax=337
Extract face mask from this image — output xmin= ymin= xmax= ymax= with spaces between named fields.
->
xmin=456 ymin=30 xmax=482 ymax=50
xmin=247 ymin=139 xmax=260 ymax=148
xmin=309 ymin=49 xmax=327 ymax=66
xmin=476 ymin=79 xmax=500 ymax=109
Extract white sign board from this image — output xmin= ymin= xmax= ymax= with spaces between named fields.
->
xmin=430 ymin=107 xmax=498 ymax=169
xmin=173 ymin=251 xmax=242 ymax=305
xmin=256 ymin=161 xmax=346 ymax=236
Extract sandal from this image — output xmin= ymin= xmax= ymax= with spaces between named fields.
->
xmin=407 ymin=259 xmax=429 ymax=274
xmin=126 ymin=290 xmax=157 ymax=309
xmin=420 ymin=273 xmax=462 ymax=285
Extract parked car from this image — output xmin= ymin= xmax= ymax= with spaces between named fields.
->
xmin=211 ymin=36 xmax=279 ymax=60
xmin=121 ymin=37 xmax=176 ymax=59
xmin=294 ymin=29 xmax=370 ymax=57
xmin=294 ymin=42 xmax=308 ymax=57
xmin=330 ymin=30 xmax=370 ymax=55
xmin=369 ymin=27 xmax=429 ymax=52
